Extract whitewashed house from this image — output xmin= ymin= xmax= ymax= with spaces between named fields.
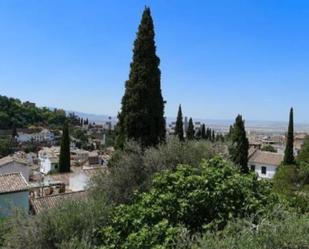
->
xmin=0 ymin=156 xmax=30 ymax=181
xmin=248 ymin=150 xmax=283 ymax=179
xmin=38 ymin=147 xmax=60 ymax=174
xmin=0 ymin=172 xmax=29 ymax=217
xmin=17 ymin=129 xmax=55 ymax=143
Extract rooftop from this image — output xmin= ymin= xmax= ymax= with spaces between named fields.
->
xmin=0 ymin=172 xmax=29 ymax=194
xmin=248 ymin=150 xmax=284 ymax=166
xmin=0 ymin=156 xmax=28 ymax=167
xmin=30 ymin=191 xmax=87 ymax=214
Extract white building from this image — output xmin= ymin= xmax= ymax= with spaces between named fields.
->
xmin=248 ymin=150 xmax=284 ymax=179
xmin=0 ymin=156 xmax=30 ymax=181
xmin=17 ymin=129 xmax=55 ymax=143
xmin=38 ymin=147 xmax=60 ymax=174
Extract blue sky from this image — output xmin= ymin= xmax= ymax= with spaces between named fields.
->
xmin=1 ymin=0 xmax=309 ymax=122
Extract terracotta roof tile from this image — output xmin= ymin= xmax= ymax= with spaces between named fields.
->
xmin=30 ymin=191 xmax=87 ymax=214
xmin=0 ymin=172 xmax=29 ymax=193
xmin=248 ymin=150 xmax=283 ymax=166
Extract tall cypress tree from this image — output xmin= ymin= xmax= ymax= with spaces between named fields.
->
xmin=211 ymin=130 xmax=215 ymax=142
xmin=59 ymin=121 xmax=70 ymax=173
xmin=284 ymin=107 xmax=295 ymax=164
xmin=116 ymin=7 xmax=165 ymax=148
xmin=175 ymin=105 xmax=184 ymax=141
xmin=187 ymin=118 xmax=195 ymax=140
xmin=229 ymin=115 xmax=249 ymax=173
xmin=201 ymin=124 xmax=206 ymax=139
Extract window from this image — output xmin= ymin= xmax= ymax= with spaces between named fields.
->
xmin=250 ymin=165 xmax=255 ymax=171
xmin=261 ymin=166 xmax=267 ymax=175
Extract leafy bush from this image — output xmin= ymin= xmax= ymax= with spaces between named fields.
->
xmin=261 ymin=144 xmax=277 ymax=152
xmin=4 ymin=196 xmax=111 ymax=249
xmin=273 ymin=165 xmax=309 ymax=213
xmin=92 ymin=138 xmax=226 ymax=204
xmin=192 ymin=207 xmax=309 ymax=249
xmin=99 ymin=157 xmax=276 ymax=249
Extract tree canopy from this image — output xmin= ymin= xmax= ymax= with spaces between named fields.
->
xmin=116 ymin=7 xmax=165 ymax=148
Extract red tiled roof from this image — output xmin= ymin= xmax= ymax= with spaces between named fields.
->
xmin=0 ymin=172 xmax=29 ymax=194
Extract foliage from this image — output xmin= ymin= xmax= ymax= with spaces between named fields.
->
xmin=0 ymin=95 xmax=69 ymax=129
xmin=261 ymin=144 xmax=277 ymax=152
xmin=3 ymin=196 xmax=112 ymax=249
xmin=273 ymin=164 xmax=309 ymax=213
xmin=175 ymin=105 xmax=184 ymax=141
xmin=59 ymin=121 xmax=71 ymax=173
xmin=116 ymin=7 xmax=165 ymax=148
xmin=284 ymin=107 xmax=295 ymax=165
xmin=0 ymin=137 xmax=13 ymax=157
xmin=192 ymin=207 xmax=309 ymax=249
xmin=229 ymin=115 xmax=249 ymax=173
xmin=187 ymin=118 xmax=195 ymax=140
xmin=99 ymin=157 xmax=276 ymax=248
xmin=92 ymin=138 xmax=225 ymax=204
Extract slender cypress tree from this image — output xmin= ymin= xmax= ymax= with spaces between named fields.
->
xmin=206 ymin=128 xmax=211 ymax=140
xmin=187 ymin=118 xmax=195 ymax=140
xmin=59 ymin=121 xmax=70 ymax=173
xmin=175 ymin=105 xmax=184 ymax=141
xmin=211 ymin=130 xmax=215 ymax=142
xmin=284 ymin=107 xmax=295 ymax=164
xmin=201 ymin=124 xmax=206 ymax=139
xmin=229 ymin=115 xmax=249 ymax=173
xmin=116 ymin=7 xmax=165 ymax=148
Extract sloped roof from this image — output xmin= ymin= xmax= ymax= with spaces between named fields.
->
xmin=0 ymin=172 xmax=29 ymax=194
xmin=30 ymin=191 xmax=87 ymax=214
xmin=248 ymin=150 xmax=283 ymax=166
xmin=0 ymin=156 xmax=28 ymax=167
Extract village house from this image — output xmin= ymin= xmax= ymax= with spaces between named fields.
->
xmin=0 ymin=172 xmax=29 ymax=217
xmin=0 ymin=156 xmax=30 ymax=181
xmin=30 ymin=191 xmax=87 ymax=215
xmin=248 ymin=149 xmax=284 ymax=179
xmin=16 ymin=128 xmax=55 ymax=143
xmin=38 ymin=146 xmax=60 ymax=174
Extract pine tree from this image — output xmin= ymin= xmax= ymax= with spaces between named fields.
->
xmin=201 ymin=124 xmax=206 ymax=139
xmin=187 ymin=118 xmax=195 ymax=140
xmin=175 ymin=105 xmax=184 ymax=141
xmin=59 ymin=121 xmax=70 ymax=173
xmin=116 ymin=7 xmax=165 ymax=148
xmin=284 ymin=107 xmax=295 ymax=164
xmin=229 ymin=115 xmax=249 ymax=173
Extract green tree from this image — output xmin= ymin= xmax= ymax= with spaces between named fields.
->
xmin=187 ymin=118 xmax=195 ymax=140
xmin=201 ymin=124 xmax=206 ymax=139
xmin=211 ymin=130 xmax=215 ymax=142
xmin=116 ymin=7 xmax=165 ymax=148
xmin=229 ymin=115 xmax=249 ymax=173
xmin=284 ymin=107 xmax=295 ymax=165
xmin=59 ymin=121 xmax=71 ymax=173
xmin=174 ymin=105 xmax=184 ymax=141
xmin=100 ymin=157 xmax=275 ymax=249
xmin=261 ymin=144 xmax=277 ymax=153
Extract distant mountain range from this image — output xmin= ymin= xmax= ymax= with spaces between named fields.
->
xmin=65 ymin=110 xmax=309 ymax=133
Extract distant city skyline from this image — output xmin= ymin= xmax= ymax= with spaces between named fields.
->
xmin=1 ymin=1 xmax=309 ymax=122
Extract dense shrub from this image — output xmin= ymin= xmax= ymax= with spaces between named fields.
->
xmin=192 ymin=207 xmax=309 ymax=249
xmin=99 ymin=157 xmax=276 ymax=249
xmin=273 ymin=165 xmax=309 ymax=213
xmin=92 ymin=138 xmax=226 ymax=204
xmin=3 ymin=196 xmax=111 ymax=249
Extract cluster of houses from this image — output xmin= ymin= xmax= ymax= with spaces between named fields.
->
xmin=247 ymin=133 xmax=307 ymax=179
xmin=0 ymin=146 xmax=112 ymax=217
